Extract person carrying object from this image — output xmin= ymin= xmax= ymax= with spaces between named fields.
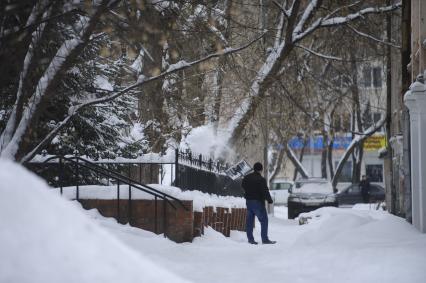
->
xmin=241 ymin=162 xmax=276 ymax=245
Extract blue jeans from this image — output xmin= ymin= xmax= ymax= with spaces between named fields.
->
xmin=246 ymin=200 xmax=269 ymax=242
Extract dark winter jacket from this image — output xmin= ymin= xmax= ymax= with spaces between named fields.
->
xmin=360 ymin=179 xmax=371 ymax=196
xmin=241 ymin=172 xmax=273 ymax=204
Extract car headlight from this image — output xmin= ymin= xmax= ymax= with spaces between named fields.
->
xmin=324 ymin=195 xmax=336 ymax=202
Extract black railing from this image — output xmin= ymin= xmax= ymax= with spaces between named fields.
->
xmin=29 ymin=148 xmax=243 ymax=198
xmin=31 ymin=155 xmax=188 ymax=237
xmin=175 ymin=149 xmax=243 ymax=197
xmin=176 ymin=149 xmax=229 ymax=173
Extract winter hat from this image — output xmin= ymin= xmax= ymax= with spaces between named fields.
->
xmin=253 ymin=162 xmax=263 ymax=172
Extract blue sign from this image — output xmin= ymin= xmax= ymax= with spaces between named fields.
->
xmin=287 ymin=136 xmax=352 ymax=151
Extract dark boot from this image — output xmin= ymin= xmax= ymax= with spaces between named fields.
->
xmin=262 ymin=240 xmax=276 ymax=244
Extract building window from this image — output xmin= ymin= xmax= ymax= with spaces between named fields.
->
xmin=372 ymin=67 xmax=382 ymax=88
xmin=366 ymin=164 xmax=383 ymax=182
xmin=335 ymin=161 xmax=352 ymax=182
xmin=362 ymin=66 xmax=382 ymax=88
xmin=363 ymin=67 xmax=371 ymax=87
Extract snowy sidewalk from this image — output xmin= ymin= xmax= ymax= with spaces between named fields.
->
xmin=87 ymin=206 xmax=426 ymax=283
xmin=2 ymin=159 xmax=425 ymax=283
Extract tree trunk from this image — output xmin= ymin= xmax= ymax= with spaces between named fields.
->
xmin=321 ymin=130 xmax=328 ymax=179
xmin=286 ymin=143 xmax=309 ymax=179
xmin=1 ymin=2 xmax=109 ymax=161
xmin=327 ymin=134 xmax=335 ymax=179
xmin=293 ymin=137 xmax=308 ymax=180
xmin=350 ymin=51 xmax=364 ymax=183
xmin=211 ymin=0 xmax=233 ymax=136
xmin=332 ymin=118 xmax=386 ymax=189
xmin=269 ymin=146 xmax=285 ymax=183
xmin=384 ymin=0 xmax=395 ymax=213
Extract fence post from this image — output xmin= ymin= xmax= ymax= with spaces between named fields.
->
xmin=74 ymin=151 xmax=79 ymax=201
xmin=163 ymin=200 xmax=167 ymax=238
xmin=199 ymin=154 xmax=202 ymax=168
xmin=155 ymin=196 xmax=158 ymax=234
xmin=117 ymin=179 xmax=120 ymax=223
xmin=59 ymin=156 xmax=63 ymax=195
xmin=127 ymin=163 xmax=131 ymax=223
xmin=175 ymin=149 xmax=179 ymax=187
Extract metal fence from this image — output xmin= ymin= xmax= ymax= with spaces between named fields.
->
xmin=175 ymin=150 xmax=243 ymax=197
xmin=27 ymin=149 xmax=243 ymax=197
xmin=27 ymin=155 xmax=188 ymax=236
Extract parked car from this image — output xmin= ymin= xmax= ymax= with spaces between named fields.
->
xmin=337 ymin=183 xmax=385 ymax=206
xmin=270 ymin=179 xmax=293 ymax=205
xmin=287 ymin=178 xmax=337 ymax=219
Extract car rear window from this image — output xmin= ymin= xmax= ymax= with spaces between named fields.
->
xmin=294 ymin=182 xmax=333 ymax=194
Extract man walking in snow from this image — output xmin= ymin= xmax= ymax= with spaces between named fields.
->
xmin=360 ymin=175 xmax=371 ymax=203
xmin=241 ymin=162 xmax=276 ymax=245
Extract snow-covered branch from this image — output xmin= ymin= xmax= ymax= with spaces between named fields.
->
xmin=292 ymin=0 xmax=319 ymax=38
xmin=272 ymin=1 xmax=291 ymax=19
xmin=0 ymin=1 xmax=81 ymax=40
xmin=21 ymin=116 xmax=74 ymax=163
xmin=286 ymin=144 xmax=310 ymax=179
xmin=346 ymin=24 xmax=401 ymax=49
xmin=293 ymin=2 xmax=401 ymax=42
xmin=320 ymin=3 xmax=401 ymax=27
xmin=0 ymin=5 xmax=52 ymax=150
xmin=331 ymin=116 xmax=386 ymax=188
xmin=225 ymin=1 xmax=400 ymax=147
xmin=227 ymin=3 xmax=301 ymax=145
xmin=295 ymin=44 xmax=342 ymax=61
xmin=1 ymin=1 xmax=113 ymax=161
xmin=20 ymin=33 xmax=265 ymax=163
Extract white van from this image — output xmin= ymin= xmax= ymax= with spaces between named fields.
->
xmin=270 ymin=178 xmax=294 ymax=206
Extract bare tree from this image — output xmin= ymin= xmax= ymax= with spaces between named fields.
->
xmin=221 ymin=0 xmax=400 ymax=144
xmin=0 ymin=0 xmax=264 ymax=162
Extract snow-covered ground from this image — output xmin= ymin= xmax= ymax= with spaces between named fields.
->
xmin=90 ymin=205 xmax=426 ymax=283
xmin=0 ymin=160 xmax=188 ymax=283
xmin=56 ymin=184 xmax=246 ymax=212
xmin=1 ymin=160 xmax=426 ymax=283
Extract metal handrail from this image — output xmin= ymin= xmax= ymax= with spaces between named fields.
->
xmin=71 ymin=156 xmax=186 ymax=207
xmin=34 ymin=155 xmax=191 ymax=237
xmin=39 ymin=155 xmax=187 ymax=210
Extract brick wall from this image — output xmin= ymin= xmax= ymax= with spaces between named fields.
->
xmin=79 ymin=199 xmax=193 ymax=243
xmin=79 ymin=199 xmax=246 ymax=243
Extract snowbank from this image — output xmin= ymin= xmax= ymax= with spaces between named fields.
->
xmin=293 ymin=207 xmax=426 ymax=283
xmin=85 ymin=203 xmax=426 ymax=283
xmin=57 ymin=184 xmax=246 ymax=212
xmin=150 ymin=184 xmax=246 ymax=212
xmin=0 ymin=160 xmax=189 ymax=283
